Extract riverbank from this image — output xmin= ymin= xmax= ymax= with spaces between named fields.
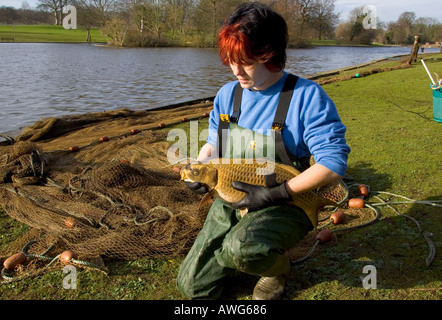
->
xmin=0 ymin=24 xmax=386 ymax=48
xmin=1 ymin=53 xmax=441 ymax=302
xmin=308 ymin=39 xmax=385 ymax=47
xmin=0 ymin=25 xmax=107 ymax=43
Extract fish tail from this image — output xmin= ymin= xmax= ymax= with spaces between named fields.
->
xmin=305 ymin=194 xmax=341 ymax=229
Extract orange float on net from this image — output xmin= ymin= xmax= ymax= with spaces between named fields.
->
xmin=348 ymin=198 xmax=365 ymax=208
xmin=69 ymin=146 xmax=79 ymax=152
xmin=158 ymin=123 xmax=166 ymax=128
xmin=182 ymin=117 xmax=189 ymax=122
xmin=202 ymin=113 xmax=210 ymax=117
xmin=329 ymin=211 xmax=345 ymax=224
xmin=130 ymin=128 xmax=140 ymax=135
xmin=358 ymin=184 xmax=370 ymax=198
xmin=3 ymin=252 xmax=27 ymax=270
xmin=60 ymin=251 xmax=78 ymax=265
xmin=100 ymin=136 xmax=109 ymax=142
xmin=65 ymin=217 xmax=76 ymax=229
xmin=315 ymin=229 xmax=332 ymax=244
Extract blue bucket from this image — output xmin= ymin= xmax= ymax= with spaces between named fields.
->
xmin=433 ymin=86 xmax=442 ymax=123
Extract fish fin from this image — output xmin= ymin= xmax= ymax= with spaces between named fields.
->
xmin=198 ymin=193 xmax=214 ymax=209
xmin=240 ymin=208 xmax=249 ymax=218
xmin=295 ymin=194 xmax=341 ymax=229
xmin=276 ymin=163 xmax=302 ymax=176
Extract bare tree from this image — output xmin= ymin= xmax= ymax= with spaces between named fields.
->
xmin=37 ymin=0 xmax=67 ymax=25
xmin=89 ymin=0 xmax=117 ymax=25
xmin=145 ymin=0 xmax=166 ymax=40
xmin=164 ymin=0 xmax=194 ymax=39
xmin=311 ymin=0 xmax=339 ymax=40
xmin=37 ymin=0 xmax=59 ymax=24
xmin=294 ymin=0 xmax=315 ymax=39
xmin=73 ymin=0 xmax=117 ymax=26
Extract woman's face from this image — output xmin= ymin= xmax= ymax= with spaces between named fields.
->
xmin=230 ymin=60 xmax=283 ymax=91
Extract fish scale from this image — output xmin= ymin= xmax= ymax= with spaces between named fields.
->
xmin=210 ymin=161 xmax=295 ymax=202
xmin=180 ymin=158 xmax=340 ymax=227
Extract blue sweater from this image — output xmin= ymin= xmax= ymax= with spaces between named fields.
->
xmin=206 ymin=72 xmax=350 ymax=177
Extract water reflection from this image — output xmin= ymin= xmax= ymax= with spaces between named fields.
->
xmin=0 ymin=43 xmax=439 ymax=134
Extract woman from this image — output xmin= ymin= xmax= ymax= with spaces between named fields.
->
xmin=177 ymin=2 xmax=350 ymax=300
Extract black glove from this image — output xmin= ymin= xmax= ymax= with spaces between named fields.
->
xmin=185 ymin=181 xmax=209 ymax=195
xmin=231 ymin=180 xmax=291 ymax=212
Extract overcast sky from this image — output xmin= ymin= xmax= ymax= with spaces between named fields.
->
xmin=1 ymin=0 xmax=440 ymax=24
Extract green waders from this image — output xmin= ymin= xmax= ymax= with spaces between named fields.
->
xmin=176 ymin=122 xmax=314 ymax=299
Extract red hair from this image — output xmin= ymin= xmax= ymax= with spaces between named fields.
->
xmin=218 ymin=23 xmax=281 ymax=72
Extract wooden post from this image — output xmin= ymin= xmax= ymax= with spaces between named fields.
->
xmin=406 ymin=34 xmax=421 ymax=65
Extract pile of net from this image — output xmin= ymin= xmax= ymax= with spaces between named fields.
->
xmin=0 ymin=104 xmax=214 ymax=276
xmin=0 ymin=103 xmax=367 ymax=281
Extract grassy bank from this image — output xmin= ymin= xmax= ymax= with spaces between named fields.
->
xmin=0 ymin=54 xmax=441 ymax=301
xmin=0 ymin=25 xmax=107 ymax=43
xmin=0 ymin=26 xmax=387 ymax=47
xmin=308 ymin=39 xmax=385 ymax=47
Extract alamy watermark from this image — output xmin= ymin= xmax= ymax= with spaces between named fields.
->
xmin=361 ymin=265 xmax=377 ymax=289
xmin=62 ymin=265 xmax=77 ymax=289
xmin=166 ymin=121 xmax=276 ymax=174
xmin=62 ymin=5 xmax=77 ymax=30
xmin=363 ymin=5 xmax=377 ymax=30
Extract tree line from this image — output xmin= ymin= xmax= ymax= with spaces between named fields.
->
xmin=335 ymin=6 xmax=442 ymax=46
xmin=1 ymin=0 xmax=441 ymax=47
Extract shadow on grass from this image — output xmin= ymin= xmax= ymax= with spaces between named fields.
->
xmin=282 ymin=196 xmax=440 ymax=300
xmin=345 ymin=161 xmax=393 ymax=191
xmin=217 ymin=164 xmax=441 ymax=299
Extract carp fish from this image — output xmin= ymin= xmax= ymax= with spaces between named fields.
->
xmin=179 ymin=158 xmax=341 ymax=227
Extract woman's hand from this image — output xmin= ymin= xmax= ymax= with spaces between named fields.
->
xmin=230 ymin=180 xmax=290 ymax=211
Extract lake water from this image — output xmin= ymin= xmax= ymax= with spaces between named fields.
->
xmin=0 ymin=43 xmax=439 ymax=136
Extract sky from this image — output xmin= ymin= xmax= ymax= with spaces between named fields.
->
xmin=1 ymin=0 xmax=440 ymax=24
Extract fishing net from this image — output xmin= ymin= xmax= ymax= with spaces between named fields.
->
xmin=0 ymin=102 xmax=214 ymax=278
xmin=0 ymin=101 xmax=369 ymax=282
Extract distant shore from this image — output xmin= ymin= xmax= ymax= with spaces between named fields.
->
xmin=3 ymin=24 xmax=434 ymax=49
xmin=0 ymin=25 xmax=107 ymax=43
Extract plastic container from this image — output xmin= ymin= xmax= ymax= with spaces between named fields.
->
xmin=433 ymin=87 xmax=442 ymax=123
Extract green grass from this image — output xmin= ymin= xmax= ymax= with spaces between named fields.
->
xmin=1 ymin=54 xmax=441 ymax=301
xmin=309 ymin=39 xmax=384 ymax=47
xmin=0 ymin=25 xmax=108 ymax=43
xmin=297 ymin=53 xmax=442 ymax=300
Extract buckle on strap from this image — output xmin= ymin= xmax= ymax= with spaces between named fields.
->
xmin=220 ymin=114 xmax=230 ymax=122
xmin=220 ymin=112 xmax=240 ymax=123
xmin=230 ymin=111 xmax=240 ymax=123
xmin=272 ymin=122 xmax=284 ymax=131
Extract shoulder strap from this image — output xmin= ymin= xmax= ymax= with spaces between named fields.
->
xmin=231 ymin=83 xmax=243 ymax=122
xmin=272 ymin=74 xmax=299 ymax=167
xmin=217 ymin=82 xmax=243 ymax=158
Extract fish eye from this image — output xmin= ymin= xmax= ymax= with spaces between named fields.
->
xmin=191 ymin=168 xmax=200 ymax=176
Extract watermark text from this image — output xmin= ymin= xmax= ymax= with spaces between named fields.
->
xmin=62 ymin=265 xmax=77 ymax=289
xmin=362 ymin=264 xmax=377 ymax=289
xmin=62 ymin=5 xmax=77 ymax=30
xmin=363 ymin=5 xmax=377 ymax=30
